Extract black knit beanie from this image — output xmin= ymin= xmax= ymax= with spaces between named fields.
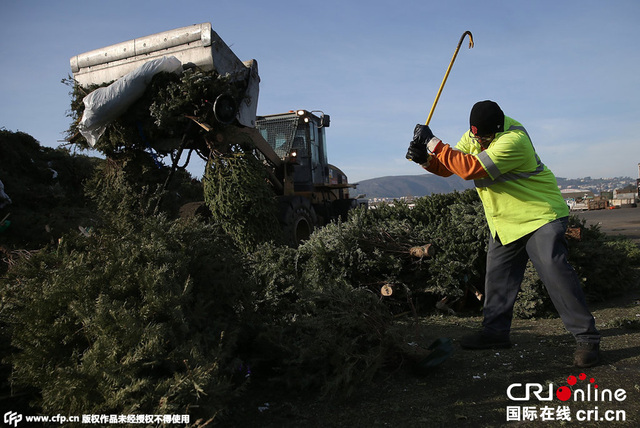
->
xmin=470 ymin=100 xmax=504 ymax=136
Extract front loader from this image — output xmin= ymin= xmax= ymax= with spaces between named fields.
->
xmin=69 ymin=23 xmax=359 ymax=244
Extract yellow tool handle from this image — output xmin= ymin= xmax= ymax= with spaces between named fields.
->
xmin=425 ymin=31 xmax=474 ymax=126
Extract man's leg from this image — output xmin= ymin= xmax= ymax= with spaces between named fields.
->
xmin=482 ymin=233 xmax=530 ymax=336
xmin=461 ymin=233 xmax=528 ymax=349
xmin=526 ymin=218 xmax=600 ymax=342
xmin=526 ymin=217 xmax=600 ymax=366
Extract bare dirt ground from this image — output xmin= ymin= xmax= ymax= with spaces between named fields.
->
xmin=220 ymin=208 xmax=640 ymax=428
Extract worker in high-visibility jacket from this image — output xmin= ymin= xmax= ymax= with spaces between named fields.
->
xmin=407 ymin=100 xmax=600 ymax=367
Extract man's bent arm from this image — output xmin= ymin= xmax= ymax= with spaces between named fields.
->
xmin=430 ymin=144 xmax=488 ymax=180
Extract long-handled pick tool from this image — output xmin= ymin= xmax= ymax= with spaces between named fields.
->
xmin=425 ymin=31 xmax=474 ymax=126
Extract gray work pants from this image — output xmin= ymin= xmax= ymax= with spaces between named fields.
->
xmin=482 ymin=217 xmax=600 ymax=344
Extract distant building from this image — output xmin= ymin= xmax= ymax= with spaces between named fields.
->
xmin=560 ymin=189 xmax=594 ymax=200
xmin=600 ymin=191 xmax=614 ymax=200
xmin=614 ymin=184 xmax=638 ymax=200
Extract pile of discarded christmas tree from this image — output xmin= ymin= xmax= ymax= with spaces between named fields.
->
xmin=1 ymin=66 xmax=638 ymax=423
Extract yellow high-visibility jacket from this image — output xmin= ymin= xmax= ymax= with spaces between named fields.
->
xmin=426 ymin=116 xmax=569 ymax=244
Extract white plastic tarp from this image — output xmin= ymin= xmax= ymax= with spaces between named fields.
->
xmin=78 ymin=56 xmax=182 ymax=147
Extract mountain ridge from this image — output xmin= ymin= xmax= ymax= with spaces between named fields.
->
xmin=353 ymin=174 xmax=637 ymax=200
xmin=354 ymin=174 xmax=474 ymax=199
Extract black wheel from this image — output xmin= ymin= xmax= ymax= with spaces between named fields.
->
xmin=280 ymin=196 xmax=317 ymax=246
xmin=178 ymin=201 xmax=211 ymax=219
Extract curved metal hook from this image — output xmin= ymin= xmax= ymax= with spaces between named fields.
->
xmin=458 ymin=31 xmax=474 ymax=50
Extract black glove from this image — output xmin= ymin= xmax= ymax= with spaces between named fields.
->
xmin=406 ymin=141 xmax=430 ymax=164
xmin=412 ymin=124 xmax=435 ymax=145
xmin=406 ymin=124 xmax=435 ymax=164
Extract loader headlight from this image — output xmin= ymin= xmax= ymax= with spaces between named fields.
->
xmin=296 ymin=110 xmax=310 ymax=123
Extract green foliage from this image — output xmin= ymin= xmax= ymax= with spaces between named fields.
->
xmin=287 ymin=192 xmax=638 ymax=321
xmin=267 ymin=283 xmax=393 ymax=397
xmin=0 ymin=129 xmax=99 ymax=250
xmin=203 ymin=150 xmax=283 ymax=251
xmin=148 ymin=70 xmax=242 ymax=132
xmin=65 ymin=68 xmax=244 ymax=159
xmin=83 ymin=152 xmax=203 ymax=227
xmin=513 ymin=216 xmax=640 ymax=318
xmin=1 ymin=172 xmax=254 ymax=420
xmin=296 ymin=208 xmax=427 ymax=311
xmin=3 ymin=124 xmax=640 ymax=419
xmin=409 ymin=192 xmax=488 ymax=297
xmin=247 ymin=242 xmax=300 ymax=322
xmin=513 ymin=262 xmax=553 ymax=319
xmin=294 ymin=191 xmax=488 ymax=308
xmin=247 ymin=241 xmax=395 ymax=396
xmin=236 ymin=191 xmax=487 ymax=397
xmin=4 ymin=221 xmax=250 ymax=418
xmin=566 ymin=217 xmax=640 ymax=300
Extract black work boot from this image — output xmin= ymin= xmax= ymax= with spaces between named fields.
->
xmin=460 ymin=331 xmax=512 ymax=350
xmin=574 ymin=342 xmax=600 ymax=368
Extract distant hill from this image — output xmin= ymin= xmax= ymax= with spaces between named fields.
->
xmin=353 ymin=174 xmax=637 ymax=200
xmin=354 ymin=174 xmax=474 ymax=200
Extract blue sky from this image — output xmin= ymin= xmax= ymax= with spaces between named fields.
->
xmin=1 ymin=0 xmax=639 ymax=183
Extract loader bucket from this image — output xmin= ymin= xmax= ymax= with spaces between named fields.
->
xmin=69 ymin=23 xmax=260 ymax=127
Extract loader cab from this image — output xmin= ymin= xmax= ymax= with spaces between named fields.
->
xmin=255 ymin=109 xmax=358 ymax=243
xmin=294 ymin=110 xmax=330 ymax=188
xmin=256 ymin=110 xmax=330 ymax=190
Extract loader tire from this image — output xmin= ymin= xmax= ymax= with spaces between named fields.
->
xmin=179 ymin=201 xmax=211 ymax=219
xmin=280 ymin=196 xmax=317 ymax=246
